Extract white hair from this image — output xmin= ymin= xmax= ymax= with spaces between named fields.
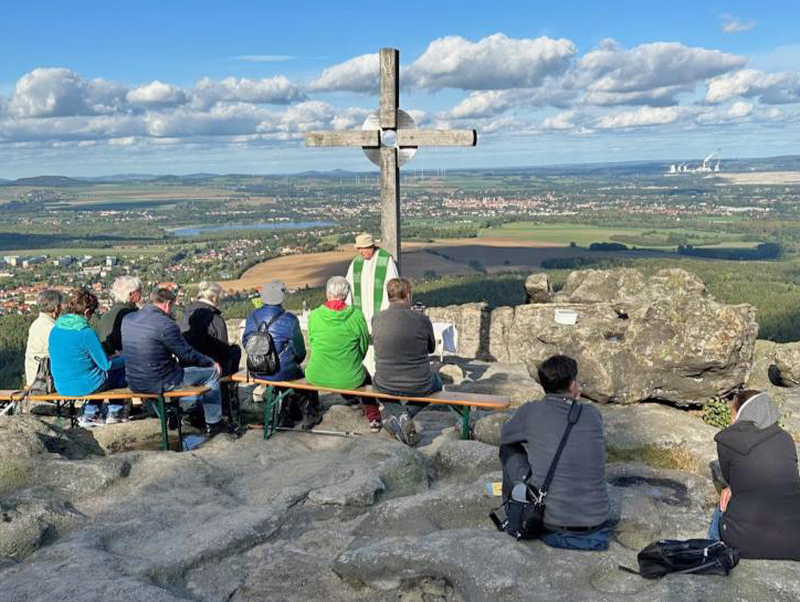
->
xmin=197 ymin=281 xmax=223 ymax=302
xmin=326 ymin=276 xmax=350 ymax=301
xmin=111 ymin=275 xmax=142 ymax=304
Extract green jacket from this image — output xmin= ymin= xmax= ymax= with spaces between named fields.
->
xmin=306 ymin=304 xmax=369 ymax=390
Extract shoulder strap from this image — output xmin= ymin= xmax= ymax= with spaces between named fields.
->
xmin=540 ymin=401 xmax=583 ymax=495
xmin=372 ymin=249 xmax=391 ymax=316
xmin=352 ymin=256 xmax=364 ymax=309
xmin=265 ymin=309 xmax=285 ymax=330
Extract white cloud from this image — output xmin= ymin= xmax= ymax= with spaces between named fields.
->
xmin=595 ymin=106 xmax=684 ymax=129
xmin=540 ymin=111 xmax=575 ymax=130
xmin=579 ymin=39 xmax=746 ymax=106
xmin=705 ymin=69 xmax=800 ymax=104
xmin=408 ymin=33 xmax=576 ymax=90
xmin=127 ymin=81 xmax=187 ymax=107
xmin=720 ymin=14 xmax=756 ymax=34
xmin=309 ymin=53 xmax=379 ymax=93
xmin=144 ymin=102 xmax=270 ymax=137
xmin=194 ymin=75 xmax=306 ymax=105
xmin=8 ymin=68 xmax=122 ymax=117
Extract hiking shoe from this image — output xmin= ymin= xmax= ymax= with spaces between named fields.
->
xmin=206 ymin=421 xmax=238 ymax=437
xmin=368 ymin=418 xmax=382 ymax=433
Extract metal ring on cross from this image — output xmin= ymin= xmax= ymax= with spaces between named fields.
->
xmin=361 ymin=109 xmax=417 ymax=167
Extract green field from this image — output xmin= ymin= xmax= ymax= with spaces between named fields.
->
xmin=479 ymin=222 xmax=758 ymax=249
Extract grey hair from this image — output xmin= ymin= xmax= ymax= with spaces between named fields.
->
xmin=326 ymin=276 xmax=350 ymax=301
xmin=197 ymin=281 xmax=223 ymax=302
xmin=37 ymin=289 xmax=63 ymax=314
xmin=111 ymin=275 xmax=142 ymax=303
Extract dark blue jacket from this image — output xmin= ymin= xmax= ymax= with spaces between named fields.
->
xmin=243 ymin=304 xmax=305 ymax=381
xmin=122 ymin=304 xmax=214 ymax=393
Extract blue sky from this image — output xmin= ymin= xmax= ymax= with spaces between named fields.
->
xmin=0 ymin=0 xmax=798 ymax=177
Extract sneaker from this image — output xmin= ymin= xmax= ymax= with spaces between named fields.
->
xmin=78 ymin=414 xmax=104 ymax=428
xmin=105 ymin=403 xmax=129 ymax=424
xmin=398 ymin=413 xmax=419 ymax=447
xmin=206 ymin=421 xmax=238 ymax=437
xmin=368 ymin=418 xmax=382 ymax=433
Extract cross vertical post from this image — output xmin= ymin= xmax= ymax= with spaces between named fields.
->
xmin=380 ymin=147 xmax=401 ymax=270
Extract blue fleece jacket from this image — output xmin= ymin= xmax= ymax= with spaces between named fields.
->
xmin=49 ymin=314 xmax=111 ymax=396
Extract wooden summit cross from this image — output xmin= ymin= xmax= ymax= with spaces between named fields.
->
xmin=306 ymin=48 xmax=477 ymax=271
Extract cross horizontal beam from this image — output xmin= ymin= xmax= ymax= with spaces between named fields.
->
xmin=305 ymin=131 xmax=380 ymax=148
xmin=396 ymin=129 xmax=477 ymax=147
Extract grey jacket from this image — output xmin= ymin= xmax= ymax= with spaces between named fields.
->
xmin=501 ymin=394 xmax=609 ymax=529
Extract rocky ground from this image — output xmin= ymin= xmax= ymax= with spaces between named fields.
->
xmin=2 ymin=381 xmax=799 ymax=602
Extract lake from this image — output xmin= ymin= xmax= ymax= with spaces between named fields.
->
xmin=172 ymin=221 xmax=336 ymax=236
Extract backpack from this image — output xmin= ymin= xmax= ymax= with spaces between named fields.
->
xmin=490 ymin=401 xmax=583 ymax=540
xmin=620 ymin=539 xmax=740 ymax=579
xmin=244 ymin=312 xmax=285 ymax=377
xmin=29 ymin=356 xmax=55 ymax=395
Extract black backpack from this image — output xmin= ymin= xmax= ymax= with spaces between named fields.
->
xmin=244 ymin=312 xmax=284 ymax=377
xmin=621 ymin=539 xmax=740 ymax=579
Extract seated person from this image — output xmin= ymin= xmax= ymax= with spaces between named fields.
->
xmin=500 ymin=354 xmax=610 ymax=550
xmin=708 ymin=390 xmax=800 ymax=559
xmin=25 ymin=288 xmax=63 ymax=386
xmin=49 ymin=288 xmax=126 ymax=427
xmin=243 ymin=280 xmax=321 ymax=429
xmin=98 ymin=275 xmax=142 ymax=356
xmin=372 ymin=278 xmax=441 ymax=446
xmin=122 ymin=287 xmax=234 ymax=436
xmin=306 ymin=276 xmax=381 ymax=432
xmin=180 ymin=281 xmax=242 ymax=376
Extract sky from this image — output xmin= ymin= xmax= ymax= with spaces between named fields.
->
xmin=0 ymin=0 xmax=799 ymax=178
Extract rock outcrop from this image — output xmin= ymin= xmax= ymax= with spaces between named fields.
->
xmin=428 ymin=268 xmax=758 ymax=406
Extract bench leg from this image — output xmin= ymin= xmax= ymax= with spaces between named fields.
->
xmin=174 ymin=400 xmax=184 ymax=451
xmin=156 ymin=396 xmax=169 ymax=451
xmin=70 ymin=401 xmax=77 ymax=428
xmin=263 ymin=386 xmax=290 ymax=441
xmin=448 ymin=406 xmax=472 ymax=440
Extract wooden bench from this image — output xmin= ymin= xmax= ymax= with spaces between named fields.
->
xmin=17 ymin=387 xmax=210 ymax=451
xmin=0 ymin=390 xmax=17 ymax=417
xmin=230 ymin=371 xmax=509 ymax=440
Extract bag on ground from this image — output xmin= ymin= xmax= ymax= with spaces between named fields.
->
xmin=623 ymin=539 xmax=740 ymax=579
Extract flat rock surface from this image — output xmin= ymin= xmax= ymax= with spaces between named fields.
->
xmin=1 ymin=408 xmax=798 ymax=602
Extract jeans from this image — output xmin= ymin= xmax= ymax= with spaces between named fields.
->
xmin=165 ymin=366 xmax=222 ymax=425
xmin=83 ymin=356 xmax=127 ymax=420
xmin=708 ymin=506 xmax=722 ymax=541
xmin=541 ymin=523 xmax=612 ymax=551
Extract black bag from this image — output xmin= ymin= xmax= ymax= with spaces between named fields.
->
xmin=29 ymin=356 xmax=55 ymax=395
xmin=490 ymin=401 xmax=583 ymax=540
xmin=244 ymin=312 xmax=285 ymax=376
xmin=621 ymin=539 xmax=740 ymax=579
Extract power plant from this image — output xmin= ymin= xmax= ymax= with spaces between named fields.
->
xmin=667 ymin=151 xmax=721 ymax=174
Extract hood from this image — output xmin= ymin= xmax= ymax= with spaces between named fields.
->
xmin=736 ymin=391 xmax=780 ymax=429
xmin=715 ymin=421 xmax=784 ymax=455
xmin=315 ymin=303 xmax=357 ymax=324
xmin=54 ymin=313 xmax=90 ymax=331
xmin=185 ymin=300 xmax=221 ymax=315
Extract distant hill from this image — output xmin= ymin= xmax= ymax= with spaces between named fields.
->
xmin=1 ymin=175 xmax=85 ymax=187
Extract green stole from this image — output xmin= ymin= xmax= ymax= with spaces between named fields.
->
xmin=352 ymin=248 xmax=391 ymax=316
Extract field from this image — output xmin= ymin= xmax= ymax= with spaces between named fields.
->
xmin=716 ymin=171 xmax=800 ymax=185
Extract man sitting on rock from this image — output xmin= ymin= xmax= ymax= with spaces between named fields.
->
xmin=373 ymin=278 xmax=441 ymax=446
xmin=122 ymin=287 xmax=235 ymax=436
xmin=500 ymin=354 xmax=611 ymax=550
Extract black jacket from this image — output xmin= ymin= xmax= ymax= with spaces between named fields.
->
xmin=121 ymin=304 xmax=214 ymax=393
xmin=97 ymin=302 xmax=137 ymax=355
xmin=716 ymin=421 xmax=800 ymax=559
xmin=179 ymin=301 xmax=239 ymax=370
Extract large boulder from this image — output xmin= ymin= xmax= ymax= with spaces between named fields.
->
xmin=426 ymin=303 xmax=490 ymax=359
xmin=444 ymin=268 xmax=757 ymax=406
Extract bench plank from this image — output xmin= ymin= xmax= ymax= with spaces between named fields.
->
xmin=230 ymin=371 xmax=508 ymax=410
xmin=0 ymin=390 xmax=17 ymax=401
xmin=27 ymin=387 xmax=209 ymax=402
